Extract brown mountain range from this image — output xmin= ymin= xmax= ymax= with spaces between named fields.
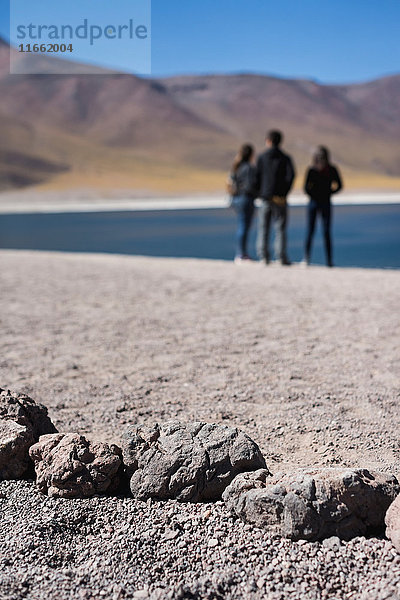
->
xmin=1 ymin=38 xmax=399 ymax=194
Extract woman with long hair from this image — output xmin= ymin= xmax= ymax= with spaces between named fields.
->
xmin=304 ymin=146 xmax=343 ymax=267
xmin=228 ymin=143 xmax=257 ymax=263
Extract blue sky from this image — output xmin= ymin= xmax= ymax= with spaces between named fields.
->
xmin=1 ymin=0 xmax=399 ymax=82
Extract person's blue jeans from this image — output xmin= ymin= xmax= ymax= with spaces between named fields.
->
xmin=305 ymin=198 xmax=332 ymax=266
xmin=257 ymin=200 xmax=288 ymax=262
xmin=231 ymin=195 xmax=255 ymax=258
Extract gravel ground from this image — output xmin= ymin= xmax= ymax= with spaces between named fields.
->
xmin=1 ymin=250 xmax=400 ymax=599
xmin=1 ymin=480 xmax=400 ymax=600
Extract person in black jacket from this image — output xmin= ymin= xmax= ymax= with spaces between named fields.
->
xmin=304 ymin=146 xmax=343 ymax=267
xmin=256 ymin=130 xmax=295 ymax=265
xmin=229 ymin=143 xmax=257 ymax=262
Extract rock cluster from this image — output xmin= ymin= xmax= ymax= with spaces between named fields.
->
xmin=121 ymin=421 xmax=267 ymax=502
xmin=0 ymin=388 xmax=57 ymax=480
xmin=2 ymin=388 xmax=400 ymax=549
xmin=29 ymin=433 xmax=123 ymax=498
xmin=223 ymin=467 xmax=399 ymax=541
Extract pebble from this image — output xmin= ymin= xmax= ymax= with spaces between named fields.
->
xmin=322 ymin=536 xmax=342 ymax=549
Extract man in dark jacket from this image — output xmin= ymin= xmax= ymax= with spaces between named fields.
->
xmin=256 ymin=130 xmax=295 ymax=265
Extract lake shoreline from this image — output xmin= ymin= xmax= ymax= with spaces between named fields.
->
xmin=0 ymin=192 xmax=399 ymax=215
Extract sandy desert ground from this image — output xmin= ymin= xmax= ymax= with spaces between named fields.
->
xmin=1 ymin=250 xmax=400 ymax=599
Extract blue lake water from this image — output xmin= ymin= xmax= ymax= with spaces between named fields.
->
xmin=0 ymin=204 xmax=399 ymax=269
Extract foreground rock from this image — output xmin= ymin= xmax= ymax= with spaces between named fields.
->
xmin=386 ymin=495 xmax=400 ymax=553
xmin=122 ymin=421 xmax=267 ymax=502
xmin=29 ymin=433 xmax=123 ymax=498
xmin=223 ymin=467 xmax=399 ymax=541
xmin=0 ymin=388 xmax=57 ymax=480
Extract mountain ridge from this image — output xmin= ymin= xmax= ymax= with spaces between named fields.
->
xmin=1 ymin=38 xmax=399 ymax=193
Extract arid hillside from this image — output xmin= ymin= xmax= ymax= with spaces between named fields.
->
xmin=1 ymin=38 xmax=400 ymax=194
xmin=162 ymin=73 xmax=400 ymax=176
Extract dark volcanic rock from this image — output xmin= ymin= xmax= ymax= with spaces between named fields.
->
xmin=121 ymin=421 xmax=267 ymax=502
xmin=223 ymin=467 xmax=399 ymax=541
xmin=29 ymin=433 xmax=123 ymax=498
xmin=0 ymin=388 xmax=57 ymax=480
xmin=386 ymin=494 xmax=400 ymax=553
xmin=0 ymin=388 xmax=57 ymax=438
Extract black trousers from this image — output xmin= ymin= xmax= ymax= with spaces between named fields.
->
xmin=305 ymin=199 xmax=332 ymax=266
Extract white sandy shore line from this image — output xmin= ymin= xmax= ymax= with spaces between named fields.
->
xmin=0 ymin=192 xmax=399 ymax=214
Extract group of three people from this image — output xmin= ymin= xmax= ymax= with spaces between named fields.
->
xmin=229 ymin=130 xmax=343 ymax=267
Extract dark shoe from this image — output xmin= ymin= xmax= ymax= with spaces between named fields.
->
xmin=281 ymin=258 xmax=292 ymax=266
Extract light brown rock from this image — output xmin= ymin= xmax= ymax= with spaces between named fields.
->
xmin=0 ymin=388 xmax=57 ymax=480
xmin=386 ymin=494 xmax=400 ymax=552
xmin=29 ymin=433 xmax=123 ymax=498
